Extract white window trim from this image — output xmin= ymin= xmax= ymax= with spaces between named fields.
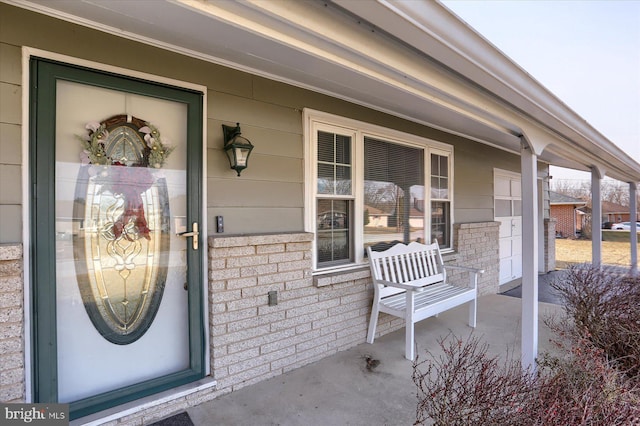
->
xmin=304 ymin=108 xmax=454 ymax=273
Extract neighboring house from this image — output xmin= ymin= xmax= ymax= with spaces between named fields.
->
xmin=1 ymin=1 xmax=639 ymax=424
xmin=601 ymin=201 xmax=639 ymax=224
xmin=549 ymin=191 xmax=587 ymax=238
xmin=575 ymin=201 xmax=639 ymax=229
xmin=364 ymin=205 xmax=390 ymax=228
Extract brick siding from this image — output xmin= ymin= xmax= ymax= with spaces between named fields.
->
xmin=0 ymin=244 xmax=24 ymax=403
xmin=1 ymin=223 xmax=500 ymax=424
xmin=550 ymin=205 xmax=577 ymax=238
xmin=208 ymin=232 xmax=375 ymax=392
xmin=452 ymin=222 xmax=500 ymax=295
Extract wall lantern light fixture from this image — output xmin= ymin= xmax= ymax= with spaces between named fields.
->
xmin=222 ymin=122 xmax=254 ymax=176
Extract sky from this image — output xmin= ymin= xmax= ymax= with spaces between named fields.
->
xmin=441 ymin=0 xmax=640 ymax=183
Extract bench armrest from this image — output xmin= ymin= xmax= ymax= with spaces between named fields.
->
xmin=443 ymin=264 xmax=484 ymax=289
xmin=375 ymin=279 xmax=424 ymax=292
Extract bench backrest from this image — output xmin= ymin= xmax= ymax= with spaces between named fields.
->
xmin=367 ymin=241 xmax=445 ymax=299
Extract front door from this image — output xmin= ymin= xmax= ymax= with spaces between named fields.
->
xmin=495 ymin=171 xmax=522 ymax=285
xmin=30 ymin=58 xmax=204 ymax=419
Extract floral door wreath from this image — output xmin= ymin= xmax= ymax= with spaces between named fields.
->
xmin=78 ymin=114 xmax=173 ymax=241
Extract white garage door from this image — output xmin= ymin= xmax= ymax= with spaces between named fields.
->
xmin=495 ymin=171 xmax=522 ymax=285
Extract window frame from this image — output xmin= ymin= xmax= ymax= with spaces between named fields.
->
xmin=304 ymin=109 xmax=454 ymax=273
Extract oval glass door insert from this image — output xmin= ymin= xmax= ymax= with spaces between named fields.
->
xmin=73 ymin=114 xmax=173 ymax=344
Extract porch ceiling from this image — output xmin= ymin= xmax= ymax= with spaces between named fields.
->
xmin=8 ymin=0 xmax=640 ymax=183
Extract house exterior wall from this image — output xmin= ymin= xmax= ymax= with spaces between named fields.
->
xmin=605 ymin=213 xmax=633 ymax=223
xmin=0 ymin=3 xmax=539 ymax=423
xmin=551 ymin=205 xmax=577 ymax=238
xmin=208 ymin=222 xmax=499 ymax=394
xmin=0 ymin=41 xmax=22 ymax=243
xmin=452 ymin=222 xmax=500 ymax=295
xmin=0 ymin=3 xmax=527 ymax=243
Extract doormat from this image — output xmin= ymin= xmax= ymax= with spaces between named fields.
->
xmin=149 ymin=411 xmax=194 ymax=426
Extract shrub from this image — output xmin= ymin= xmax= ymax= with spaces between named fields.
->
xmin=550 ymin=265 xmax=640 ymax=381
xmin=536 ymin=332 xmax=640 ymax=425
xmin=412 ymin=333 xmax=537 ymax=426
xmin=413 ymin=265 xmax=640 ymax=425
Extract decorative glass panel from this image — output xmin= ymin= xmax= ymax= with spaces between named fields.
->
xmin=71 ymin=114 xmax=174 ymax=345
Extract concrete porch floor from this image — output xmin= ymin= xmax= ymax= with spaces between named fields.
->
xmin=186 ymin=295 xmax=564 ymax=426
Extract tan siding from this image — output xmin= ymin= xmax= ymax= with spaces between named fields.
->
xmin=0 ymin=165 xmax=21 ymax=204
xmin=207 ymin=119 xmax=302 ymax=158
xmin=0 ymin=206 xmax=21 ymax=243
xmin=454 ymin=195 xmax=494 ymax=210
xmin=0 ymin=44 xmax=21 ymax=85
xmin=0 ymin=2 xmax=528 ymax=239
xmin=455 ymin=209 xmax=494 ymax=224
xmin=207 ymin=151 xmax=301 ymax=182
xmin=207 ymin=208 xmax=303 ymax=234
xmin=207 ymin=180 xmax=302 ymax=207
xmin=0 ymin=83 xmax=20 ymax=126
xmin=0 ymin=123 xmax=21 ymax=165
xmin=208 ymin=92 xmax=301 ymax=134
xmin=454 ymin=140 xmax=520 ymax=223
xmin=0 ymin=40 xmax=22 ymax=244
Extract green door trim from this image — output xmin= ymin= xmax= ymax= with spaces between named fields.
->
xmin=29 ymin=58 xmax=205 ymax=420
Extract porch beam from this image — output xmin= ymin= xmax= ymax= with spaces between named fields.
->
xmin=591 ymin=168 xmax=602 ymax=266
xmin=520 ymin=141 xmax=538 ymax=371
xmin=631 ymin=182 xmax=638 ymax=275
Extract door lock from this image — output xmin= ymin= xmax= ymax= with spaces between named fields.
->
xmin=178 ymin=222 xmax=199 ymax=250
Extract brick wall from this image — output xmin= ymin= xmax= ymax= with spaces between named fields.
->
xmin=0 ymin=244 xmax=24 ymax=403
xmin=208 ymin=232 xmax=376 ymax=392
xmin=550 ymin=205 xmax=576 ymax=238
xmin=452 ymin=222 xmax=500 ymax=295
xmin=208 ymin=223 xmax=500 ymax=392
xmin=0 ymin=224 xmax=500 ymax=423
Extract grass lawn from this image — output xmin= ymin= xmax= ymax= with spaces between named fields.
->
xmin=556 ymin=238 xmax=640 ymax=268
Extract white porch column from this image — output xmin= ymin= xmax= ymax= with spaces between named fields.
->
xmin=631 ymin=182 xmax=638 ymax=275
xmin=591 ymin=168 xmax=602 ymax=266
xmin=520 ymin=142 xmax=538 ymax=371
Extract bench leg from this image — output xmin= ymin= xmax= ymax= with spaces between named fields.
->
xmin=366 ymin=303 xmax=380 ymax=344
xmin=468 ymin=298 xmax=477 ymax=328
xmin=406 ymin=292 xmax=415 ymax=360
xmin=405 ymin=320 xmax=415 ymax=360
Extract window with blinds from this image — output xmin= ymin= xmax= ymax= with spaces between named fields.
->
xmin=307 ymin=110 xmax=453 ymax=271
xmin=364 ymin=137 xmax=424 ymax=251
xmin=316 ymin=131 xmax=353 ymax=267
xmin=431 ymin=153 xmax=451 ymax=246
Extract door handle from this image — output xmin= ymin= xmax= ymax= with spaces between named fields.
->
xmin=178 ymin=222 xmax=199 ymax=250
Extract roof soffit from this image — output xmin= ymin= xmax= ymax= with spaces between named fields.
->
xmin=5 ymin=0 xmax=640 ymax=182
xmin=332 ymin=0 xmax=640 ymax=182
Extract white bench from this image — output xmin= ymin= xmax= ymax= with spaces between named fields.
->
xmin=366 ymin=240 xmax=484 ymax=360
